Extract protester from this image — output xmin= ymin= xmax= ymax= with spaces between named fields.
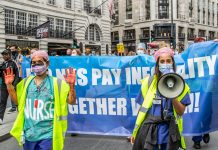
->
xmin=131 ymin=47 xmax=191 ymax=150
xmin=10 ymin=45 xmax=19 ymax=61
xmin=72 ymin=49 xmax=82 ymax=56
xmin=0 ymin=49 xmax=20 ymax=122
xmin=127 ymin=51 xmax=136 ymax=56
xmin=9 ymin=45 xmax=21 ymax=110
xmin=30 ymin=48 xmax=39 ymax=55
xmin=17 ymin=48 xmax=23 ymax=77
xmin=95 ymin=51 xmax=100 ymax=56
xmin=66 ymin=48 xmax=72 ymax=56
xmin=192 ymin=37 xmax=210 ymax=149
xmin=26 ymin=48 xmax=38 ymax=59
xmin=5 ymin=50 xmax=76 ymax=150
xmin=85 ymin=48 xmax=92 ymax=56
xmin=111 ymin=50 xmax=117 ymax=56
xmin=136 ymin=43 xmax=146 ymax=55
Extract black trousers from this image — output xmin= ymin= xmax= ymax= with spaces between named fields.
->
xmin=0 ymin=87 xmax=16 ymax=120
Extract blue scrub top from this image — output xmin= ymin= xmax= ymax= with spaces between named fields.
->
xmin=136 ymin=91 xmax=191 ymax=144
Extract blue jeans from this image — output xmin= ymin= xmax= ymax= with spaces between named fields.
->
xmin=23 ymin=139 xmax=52 ymax=150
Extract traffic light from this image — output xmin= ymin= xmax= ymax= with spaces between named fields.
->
xmin=72 ymin=39 xmax=78 ymax=48
xmin=170 ymin=36 xmax=176 ymax=49
xmin=150 ymin=30 xmax=155 ymax=41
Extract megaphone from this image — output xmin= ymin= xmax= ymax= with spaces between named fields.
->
xmin=157 ymin=72 xmax=185 ymax=99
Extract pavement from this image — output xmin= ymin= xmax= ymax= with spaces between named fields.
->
xmin=0 ymin=108 xmax=17 ymax=142
xmin=1 ymin=133 xmax=218 ymax=150
xmin=0 ymin=111 xmax=218 ymax=149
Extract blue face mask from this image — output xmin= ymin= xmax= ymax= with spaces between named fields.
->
xmin=159 ymin=64 xmax=173 ymax=74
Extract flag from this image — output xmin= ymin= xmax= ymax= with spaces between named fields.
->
xmin=108 ymin=0 xmax=115 ymax=17
xmin=35 ymin=21 xmax=50 ymax=39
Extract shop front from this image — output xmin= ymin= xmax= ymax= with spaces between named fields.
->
xmin=6 ymin=39 xmax=39 ymax=55
xmin=48 ymin=42 xmax=71 ymax=56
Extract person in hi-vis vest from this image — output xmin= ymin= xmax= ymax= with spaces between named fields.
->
xmin=131 ymin=47 xmax=191 ymax=150
xmin=4 ymin=50 xmax=76 ymax=150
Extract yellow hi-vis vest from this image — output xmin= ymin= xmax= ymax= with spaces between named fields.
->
xmin=10 ymin=76 xmax=70 ymax=150
xmin=132 ymin=75 xmax=190 ymax=149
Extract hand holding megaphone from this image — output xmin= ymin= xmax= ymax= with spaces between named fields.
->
xmin=157 ymin=71 xmax=185 ymax=99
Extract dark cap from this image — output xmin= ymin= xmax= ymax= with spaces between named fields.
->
xmin=1 ymin=49 xmax=11 ymax=55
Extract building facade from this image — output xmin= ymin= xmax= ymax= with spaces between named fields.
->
xmin=0 ymin=0 xmax=111 ymax=55
xmin=111 ymin=0 xmax=218 ymax=53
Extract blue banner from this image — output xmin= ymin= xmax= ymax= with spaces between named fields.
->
xmin=22 ymin=41 xmax=218 ymax=136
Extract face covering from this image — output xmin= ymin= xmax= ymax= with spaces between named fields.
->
xmin=32 ymin=63 xmax=47 ymax=75
xmin=137 ymin=50 xmax=144 ymax=55
xmin=159 ymin=64 xmax=173 ymax=74
xmin=11 ymin=51 xmax=18 ymax=57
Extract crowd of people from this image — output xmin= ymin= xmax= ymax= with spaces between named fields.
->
xmin=0 ymin=39 xmax=217 ymax=150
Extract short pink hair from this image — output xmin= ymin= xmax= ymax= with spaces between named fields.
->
xmin=154 ymin=47 xmax=174 ymax=62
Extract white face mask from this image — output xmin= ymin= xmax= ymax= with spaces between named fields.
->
xmin=137 ymin=50 xmax=144 ymax=55
xmin=159 ymin=64 xmax=173 ymax=74
xmin=71 ymin=53 xmax=77 ymax=56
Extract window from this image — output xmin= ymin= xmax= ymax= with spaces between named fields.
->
xmin=66 ymin=0 xmax=72 ymax=9
xmin=113 ymin=0 xmax=119 ymax=25
xmin=187 ymin=28 xmax=195 ymax=39
xmin=145 ymin=0 xmax=150 ymax=20
xmin=65 ymin=20 xmax=73 ymax=38
xmin=85 ymin=24 xmax=101 ymax=41
xmin=95 ymin=28 xmax=100 ymax=41
xmin=177 ymin=0 xmax=179 ymax=19
xmin=65 ymin=20 xmax=72 ymax=32
xmin=208 ymin=0 xmax=210 ymax=25
xmin=126 ymin=0 xmax=132 ymax=19
xmin=92 ymin=0 xmax=102 ymax=15
xmin=16 ymin=11 xmax=27 ymax=35
xmin=84 ymin=0 xmax=102 ymax=15
xmin=203 ymin=10 xmax=205 ymax=24
xmin=189 ymin=0 xmax=193 ymax=18
xmin=209 ymin=31 xmax=215 ymax=40
xmin=85 ymin=29 xmax=88 ymax=40
xmin=47 ymin=17 xmax=55 ymax=37
xmin=27 ymin=14 xmax=38 ymax=36
xmin=217 ymin=3 xmax=218 ymax=26
xmin=155 ymin=26 xmax=171 ymax=37
xmin=56 ymin=19 xmax=64 ymax=31
xmin=47 ymin=17 xmax=73 ymax=39
xmin=158 ymin=0 xmax=169 ymax=19
xmin=111 ymin=31 xmax=119 ymax=41
xmin=198 ymin=30 xmax=206 ymax=37
xmin=48 ymin=0 xmax=55 ymax=5
xmin=212 ymin=2 xmax=214 ymax=26
xmin=5 ymin=9 xmax=39 ymax=36
xmin=28 ymin=14 xmax=38 ymax=28
xmin=124 ymin=29 xmax=135 ymax=40
xmin=89 ymin=25 xmax=94 ymax=41
xmin=56 ymin=19 xmax=64 ymax=38
xmin=141 ymin=28 xmax=150 ymax=39
xmin=5 ymin=9 xmax=15 ymax=34
xmin=84 ymin=0 xmax=91 ymax=12
xmin=197 ymin=0 xmax=200 ymax=23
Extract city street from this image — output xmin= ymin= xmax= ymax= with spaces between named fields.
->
xmin=1 ymin=132 xmax=218 ymax=150
xmin=0 ymin=0 xmax=218 ymax=150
